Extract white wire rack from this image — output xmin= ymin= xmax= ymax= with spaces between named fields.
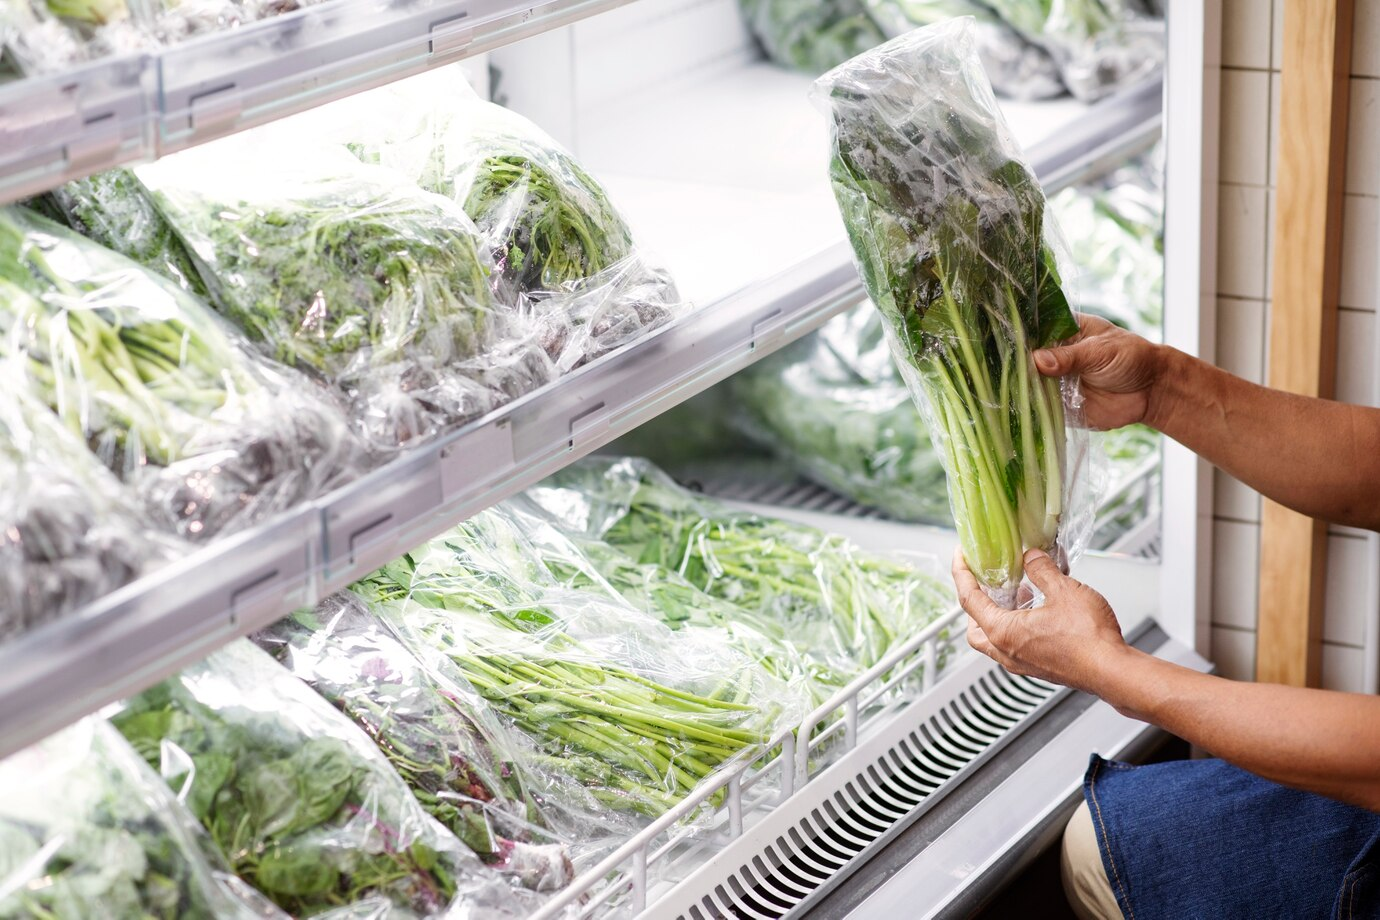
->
xmin=529 ymin=604 xmax=968 ymax=920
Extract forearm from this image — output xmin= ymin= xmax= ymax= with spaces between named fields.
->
xmin=1092 ymin=645 xmax=1380 ymax=811
xmin=1148 ymin=347 xmax=1380 ymax=530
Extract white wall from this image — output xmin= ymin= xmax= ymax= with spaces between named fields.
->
xmin=1211 ymin=0 xmax=1378 ymax=689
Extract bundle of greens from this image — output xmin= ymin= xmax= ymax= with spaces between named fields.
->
xmin=525 ymin=457 xmax=953 ymax=691
xmin=340 ymin=74 xmax=685 ymax=373
xmin=357 ymin=513 xmax=794 ymax=821
xmin=0 ymin=0 xmax=152 ymax=75
xmin=0 ymin=718 xmax=278 ymax=920
xmin=111 ymin=640 xmax=522 ymax=918
xmin=255 ymin=592 xmax=575 ymax=893
xmin=0 ymin=206 xmax=365 ymax=540
xmin=0 ymin=389 xmax=171 ymax=639
xmin=38 ymin=168 xmax=209 ymax=298
xmin=138 ymin=141 xmax=549 ymax=448
xmin=981 ymin=0 xmax=1162 ymax=102
xmin=818 ymin=20 xmax=1094 ymax=602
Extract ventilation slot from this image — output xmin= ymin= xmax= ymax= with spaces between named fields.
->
xmin=678 ymin=671 xmax=1058 ymax=920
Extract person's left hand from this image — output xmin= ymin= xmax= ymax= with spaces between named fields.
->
xmin=952 ymin=547 xmax=1130 ymax=693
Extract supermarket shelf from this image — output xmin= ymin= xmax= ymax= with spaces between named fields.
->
xmin=0 ymin=0 xmax=632 ymax=205
xmin=0 ymin=75 xmax=1163 ymax=760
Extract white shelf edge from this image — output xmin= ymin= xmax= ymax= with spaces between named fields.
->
xmin=0 ymin=75 xmax=1163 ymax=763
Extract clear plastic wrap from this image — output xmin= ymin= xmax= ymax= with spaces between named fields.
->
xmin=0 ymin=717 xmax=283 ymax=920
xmin=354 ymin=513 xmax=799 ymax=823
xmin=110 ymin=639 xmax=528 ymax=919
xmin=137 ymin=140 xmax=553 ymax=449
xmin=982 ymin=0 xmax=1163 ymax=102
xmin=0 ymin=0 xmax=154 ymax=75
xmin=817 ymin=19 xmax=1098 ymax=604
xmin=336 ymin=70 xmax=687 ymax=374
xmin=42 ymin=169 xmax=210 ymax=299
xmin=524 ymin=457 xmax=953 ymax=694
xmin=0 ymin=206 xmax=368 ymax=541
xmin=254 ymin=593 xmax=576 ymax=894
xmin=0 ymin=389 xmax=175 ymax=640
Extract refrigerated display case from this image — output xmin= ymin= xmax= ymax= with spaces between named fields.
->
xmin=0 ymin=0 xmax=1221 ymax=915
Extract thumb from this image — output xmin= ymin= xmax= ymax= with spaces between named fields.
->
xmin=1033 ymin=344 xmax=1074 ymax=376
xmin=1022 ymin=548 xmax=1069 ymax=596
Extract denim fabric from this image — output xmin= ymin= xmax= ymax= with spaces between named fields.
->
xmin=1083 ymin=755 xmax=1380 ymax=920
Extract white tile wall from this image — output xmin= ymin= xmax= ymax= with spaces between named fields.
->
xmin=1323 ymin=533 xmax=1372 ymax=647
xmin=1217 ymin=184 xmax=1271 ymax=298
xmin=1269 ymin=71 xmax=1280 ymax=186
xmin=1220 ymin=70 xmax=1271 ymax=184
xmin=1348 ymin=78 xmax=1380 ymax=196
xmin=1212 ymin=521 xmax=1261 ymax=630
xmin=1271 ymin=0 xmax=1284 ymax=70
xmin=1356 ymin=0 xmax=1380 ymax=78
xmin=1336 ymin=309 xmax=1376 ymax=403
xmin=1222 ymin=0 xmax=1273 ymax=69
xmin=1322 ymin=642 xmax=1368 ymax=692
xmin=1215 ymin=296 xmax=1267 ymax=381
xmin=1212 ymin=626 xmax=1258 ymax=680
xmin=1340 ymin=194 xmax=1379 ymax=310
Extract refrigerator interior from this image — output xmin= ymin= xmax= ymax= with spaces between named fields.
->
xmin=0 ymin=0 xmax=1203 ymax=916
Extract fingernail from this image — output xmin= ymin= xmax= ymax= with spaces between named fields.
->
xmin=1033 ymin=350 xmax=1055 ymax=372
xmin=1023 ymin=547 xmax=1047 ymax=563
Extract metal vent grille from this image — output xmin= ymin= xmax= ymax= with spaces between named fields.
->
xmin=677 ymin=670 xmax=1060 ymax=920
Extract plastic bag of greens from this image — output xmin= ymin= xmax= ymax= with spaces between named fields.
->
xmin=817 ymin=19 xmax=1099 ymax=604
xmin=0 ymin=0 xmax=154 ymax=75
xmin=0 ymin=207 xmax=367 ymax=541
xmin=254 ymin=592 xmax=576 ymax=893
xmin=339 ymin=72 xmax=686 ymax=373
xmin=0 ymin=389 xmax=174 ymax=639
xmin=0 ymin=717 xmax=283 ymax=920
xmin=738 ymin=0 xmax=885 ymax=74
xmin=41 ymin=169 xmax=210 ymax=299
xmin=524 ymin=457 xmax=953 ymax=693
xmin=983 ymin=0 xmax=1162 ymax=102
xmin=357 ymin=513 xmax=798 ymax=823
xmin=727 ymin=305 xmax=950 ymax=524
xmin=861 ymin=0 xmax=1064 ymax=100
xmin=137 ymin=139 xmax=552 ymax=449
xmin=111 ymin=640 xmax=527 ymax=919
xmin=494 ymin=497 xmax=820 ymax=706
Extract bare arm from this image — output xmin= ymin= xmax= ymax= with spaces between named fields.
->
xmin=1037 ymin=317 xmax=1380 ymax=531
xmin=956 ymin=549 xmax=1380 ymax=811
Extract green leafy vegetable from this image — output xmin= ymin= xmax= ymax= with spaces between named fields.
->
xmin=0 ymin=719 xmax=272 ymax=920
xmin=0 ymin=206 xmax=364 ymax=540
xmin=819 ymin=20 xmax=1083 ymax=601
xmin=112 ymin=641 xmax=515 ymax=918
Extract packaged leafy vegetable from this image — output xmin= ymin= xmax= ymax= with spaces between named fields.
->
xmin=339 ymin=71 xmax=686 ymax=374
xmin=0 ymin=389 xmax=174 ymax=639
xmin=356 ymin=511 xmax=798 ymax=822
xmin=255 ymin=592 xmax=576 ymax=893
xmin=137 ymin=140 xmax=552 ymax=449
xmin=111 ymin=640 xmax=525 ymax=919
xmin=525 ymin=457 xmax=953 ymax=693
xmin=817 ymin=20 xmax=1100 ymax=604
xmin=0 ymin=717 xmax=281 ymax=920
xmin=0 ymin=206 xmax=367 ymax=541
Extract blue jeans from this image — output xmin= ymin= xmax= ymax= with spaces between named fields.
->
xmin=1084 ymin=755 xmax=1380 ymax=919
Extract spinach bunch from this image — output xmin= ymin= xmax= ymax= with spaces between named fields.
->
xmin=138 ymin=146 xmax=534 ymax=448
xmin=0 ymin=206 xmax=365 ymax=540
xmin=256 ymin=593 xmax=575 ymax=893
xmin=0 ymin=719 xmax=272 ymax=920
xmin=819 ymin=20 xmax=1085 ymax=602
xmin=526 ymin=457 xmax=953 ymax=694
xmin=112 ymin=641 xmax=514 ymax=918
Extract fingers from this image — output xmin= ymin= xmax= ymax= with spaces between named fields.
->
xmin=1033 ymin=315 xmax=1120 ymax=377
xmin=951 ymin=548 xmax=1009 ymax=625
xmin=1022 ymin=548 xmax=1069 ymax=596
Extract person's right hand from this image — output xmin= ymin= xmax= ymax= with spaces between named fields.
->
xmin=1032 ymin=315 xmax=1166 ymax=431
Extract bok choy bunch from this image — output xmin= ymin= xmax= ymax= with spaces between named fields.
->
xmin=817 ymin=19 xmax=1084 ymax=602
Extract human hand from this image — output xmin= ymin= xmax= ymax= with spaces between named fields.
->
xmin=952 ymin=547 xmax=1130 ymax=693
xmin=1033 ymin=315 xmax=1167 ymax=431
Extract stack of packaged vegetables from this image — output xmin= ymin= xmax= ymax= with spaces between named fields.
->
xmin=740 ymin=0 xmax=1162 ymax=103
xmin=1 ymin=65 xmax=683 ymax=641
